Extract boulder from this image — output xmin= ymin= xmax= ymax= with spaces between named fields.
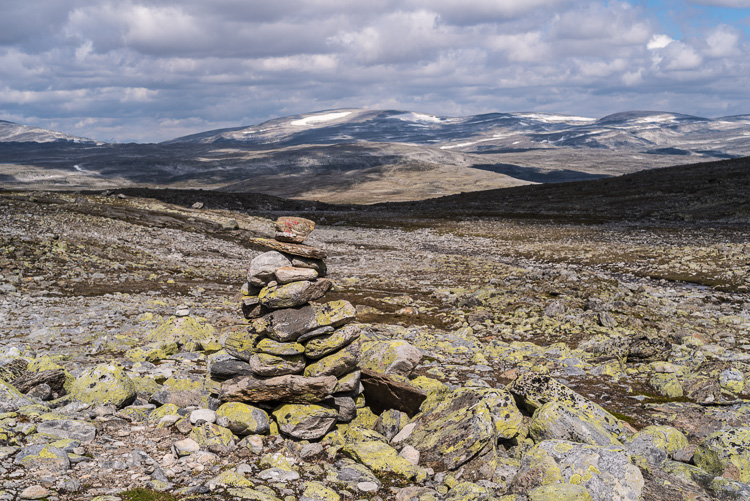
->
xmin=529 ymin=401 xmax=622 ymax=447
xmin=405 ymin=387 xmax=523 ymax=471
xmin=220 ymin=374 xmax=337 ymax=404
xmin=694 ymin=427 xmax=750 ymax=482
xmin=508 ymin=373 xmax=626 ymax=440
xmin=247 ymin=251 xmax=292 ymax=287
xmin=258 ymin=279 xmax=332 ymax=309
xmin=305 ymin=325 xmax=362 ymax=359
xmin=273 ymin=403 xmax=338 ymax=440
xmin=216 ymin=402 xmax=270 ymax=436
xmin=274 ymin=216 xmax=315 ymax=244
xmin=361 ymin=340 xmax=422 ymax=377
xmin=252 ymin=301 xmax=357 ymax=342
xmin=68 ymin=364 xmax=136 ymax=409
xmin=513 ymin=440 xmax=644 ymax=501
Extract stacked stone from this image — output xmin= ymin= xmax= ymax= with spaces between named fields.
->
xmin=213 ymin=217 xmax=363 ymax=440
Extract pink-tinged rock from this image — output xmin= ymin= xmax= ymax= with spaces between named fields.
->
xmin=274 ymin=217 xmax=315 ymax=243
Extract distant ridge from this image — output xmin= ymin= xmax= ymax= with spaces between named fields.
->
xmin=0 ymin=119 xmax=100 ymax=144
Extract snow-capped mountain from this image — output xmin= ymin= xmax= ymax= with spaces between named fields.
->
xmin=0 ymin=120 xmax=100 ymax=144
xmin=163 ymin=108 xmax=750 ymax=160
xmin=1 ymin=109 xmax=748 ymax=203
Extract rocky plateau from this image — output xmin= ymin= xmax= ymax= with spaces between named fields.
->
xmin=0 ymin=156 xmax=748 ymax=500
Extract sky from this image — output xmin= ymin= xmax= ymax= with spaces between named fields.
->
xmin=1 ymin=0 xmax=749 ymax=143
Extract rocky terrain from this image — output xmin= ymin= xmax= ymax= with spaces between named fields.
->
xmin=0 ymin=158 xmax=749 ymax=500
xmin=3 ymin=109 xmax=750 ymax=203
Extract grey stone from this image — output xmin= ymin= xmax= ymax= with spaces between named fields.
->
xmin=36 ymin=419 xmax=97 ymax=444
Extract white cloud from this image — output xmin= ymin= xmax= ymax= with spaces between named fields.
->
xmin=0 ymin=0 xmax=749 ymax=141
xmin=647 ymin=34 xmax=674 ymax=50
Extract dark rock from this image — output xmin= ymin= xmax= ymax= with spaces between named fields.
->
xmin=210 ymin=359 xmax=255 ymax=380
xmin=627 ymin=333 xmax=671 ymax=362
xmin=360 ymin=368 xmax=426 ymax=417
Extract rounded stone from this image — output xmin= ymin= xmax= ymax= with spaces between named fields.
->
xmin=216 ymin=402 xmax=270 ymax=436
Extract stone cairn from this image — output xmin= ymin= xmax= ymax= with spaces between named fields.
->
xmin=212 ymin=217 xmax=362 ymax=440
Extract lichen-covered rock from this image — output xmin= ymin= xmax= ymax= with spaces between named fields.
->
xmin=335 ymin=370 xmax=361 ymax=394
xmin=224 ymin=329 xmax=263 ymax=361
xmin=216 ymin=402 xmax=270 ymax=436
xmin=342 ymin=440 xmax=428 ymax=482
xmin=444 ymin=482 xmax=490 ymax=500
xmin=405 ymin=387 xmax=523 ymax=471
xmin=376 ymin=408 xmax=409 ymax=441
xmin=36 ymin=419 xmax=97 ymax=444
xmin=304 ymin=341 xmax=361 ymax=378
xmin=272 ymin=403 xmax=338 ymax=440
xmin=528 ymin=484 xmax=593 ymax=501
xmin=256 ymin=338 xmax=305 ymax=356
xmin=252 ymin=301 xmax=357 ymax=342
xmin=300 ymin=481 xmax=340 ymax=501
xmin=14 ymin=444 xmax=70 ymax=470
xmin=625 ymin=425 xmax=689 ymax=466
xmin=649 ymin=373 xmax=683 ymax=398
xmin=189 ymin=423 xmax=235 ymax=452
xmin=125 ymin=340 xmax=179 ymax=363
xmin=325 ymin=457 xmax=381 ymax=489
xmin=258 ymin=279 xmax=332 ymax=309
xmin=719 ymin=368 xmax=744 ymax=394
xmin=247 ymin=251 xmax=292 ymax=287
xmin=508 ymin=373 xmax=626 ymax=441
xmin=220 ymin=374 xmax=337 ymax=404
xmin=529 ymin=401 xmax=622 ymax=447
xmin=694 ymin=427 xmax=750 ymax=482
xmin=249 ymin=353 xmax=306 ymax=377
xmin=0 ymin=378 xmax=33 ymax=412
xmin=146 ymin=316 xmax=219 ymax=352
xmin=305 ymin=325 xmax=362 ymax=359
xmin=360 ymin=340 xmax=422 ymax=377
xmin=68 ymin=364 xmax=135 ymax=409
xmin=514 ymin=440 xmax=644 ymax=501
xmin=149 ymin=403 xmax=180 ymax=422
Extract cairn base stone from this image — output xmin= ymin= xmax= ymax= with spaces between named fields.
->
xmin=220 ymin=374 xmax=337 ymax=404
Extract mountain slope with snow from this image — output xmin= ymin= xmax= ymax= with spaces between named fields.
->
xmin=0 ymin=120 xmax=100 ymax=144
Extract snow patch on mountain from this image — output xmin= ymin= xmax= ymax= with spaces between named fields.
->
xmin=291 ymin=111 xmax=353 ymax=126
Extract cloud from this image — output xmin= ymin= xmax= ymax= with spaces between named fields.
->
xmin=688 ymin=0 xmax=750 ymax=7
xmin=0 ymin=0 xmax=748 ymax=141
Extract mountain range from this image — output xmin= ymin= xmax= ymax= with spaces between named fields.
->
xmin=1 ymin=109 xmax=749 ymax=203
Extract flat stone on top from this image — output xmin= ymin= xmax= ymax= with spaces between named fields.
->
xmin=249 ymin=237 xmax=326 ymax=260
